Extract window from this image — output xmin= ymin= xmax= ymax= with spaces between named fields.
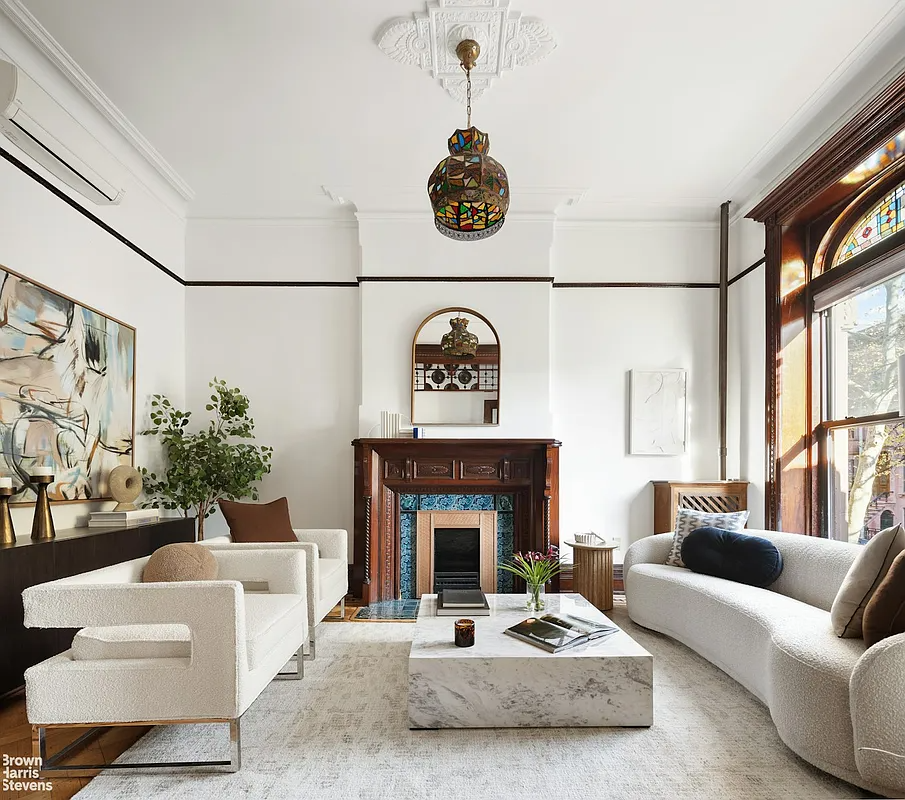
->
xmin=833 ymin=181 xmax=905 ymax=267
xmin=823 ymin=272 xmax=905 ymax=543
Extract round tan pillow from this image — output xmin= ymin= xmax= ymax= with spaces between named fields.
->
xmin=142 ymin=543 xmax=218 ymax=583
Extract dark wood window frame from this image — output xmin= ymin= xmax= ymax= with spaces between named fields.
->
xmin=749 ymin=68 xmax=905 ymax=534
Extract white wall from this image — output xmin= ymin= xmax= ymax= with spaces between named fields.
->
xmin=0 ymin=154 xmax=185 ymax=533
xmin=727 ymin=217 xmax=766 ymax=527
xmin=0 ymin=20 xmax=186 ymax=534
xmin=183 ymin=282 xmax=358 ymax=541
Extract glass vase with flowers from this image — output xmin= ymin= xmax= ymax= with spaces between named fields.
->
xmin=498 ymin=546 xmax=563 ymax=612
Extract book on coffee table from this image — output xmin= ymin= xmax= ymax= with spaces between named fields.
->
xmin=436 ymin=590 xmax=490 ymax=616
xmin=504 ymin=613 xmax=618 ymax=653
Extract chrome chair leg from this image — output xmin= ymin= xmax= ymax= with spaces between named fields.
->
xmin=275 ymin=645 xmax=304 ymax=680
xmin=34 ymin=717 xmax=241 ymax=773
xmin=304 ymin=633 xmax=316 ymax=662
xmin=327 ymin=597 xmax=346 ymax=621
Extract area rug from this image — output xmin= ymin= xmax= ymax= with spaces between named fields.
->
xmin=74 ymin=608 xmax=865 ymax=800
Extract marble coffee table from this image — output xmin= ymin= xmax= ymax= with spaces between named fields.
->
xmin=408 ymin=593 xmax=653 ymax=729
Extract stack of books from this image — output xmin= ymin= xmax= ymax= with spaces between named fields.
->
xmin=436 ymin=589 xmax=490 ymax=616
xmin=89 ymin=508 xmax=159 ymax=527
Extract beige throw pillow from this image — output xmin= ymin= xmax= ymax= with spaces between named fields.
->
xmin=830 ymin=524 xmax=905 ymax=638
xmin=665 ymin=509 xmax=749 ymax=568
xmin=142 ymin=543 xmax=219 ymax=583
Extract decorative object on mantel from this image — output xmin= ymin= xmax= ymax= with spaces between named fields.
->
xmin=0 ymin=264 xmax=135 ymax=504
xmin=30 ymin=472 xmax=55 ymax=541
xmin=108 ymin=465 xmax=143 ymax=510
xmin=427 ymin=39 xmax=510 ymax=241
xmin=412 ymin=308 xmax=500 ymax=425
xmin=629 ymin=369 xmax=688 ymax=455
xmin=0 ymin=478 xmax=18 ymax=544
xmin=376 ymin=0 xmax=556 ymax=102
xmin=499 ymin=546 xmax=563 ymax=612
xmin=441 ymin=313 xmax=479 ymax=358
xmin=140 ymin=378 xmax=272 ymax=540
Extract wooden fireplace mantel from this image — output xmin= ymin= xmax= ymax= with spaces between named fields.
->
xmin=351 ymin=438 xmax=561 ymax=603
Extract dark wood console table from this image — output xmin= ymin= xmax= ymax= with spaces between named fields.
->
xmin=0 ymin=517 xmax=195 ymax=698
xmin=352 ymin=438 xmax=560 ymax=603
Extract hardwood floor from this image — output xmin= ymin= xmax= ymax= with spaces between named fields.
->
xmin=0 ymin=601 xmax=357 ymax=800
xmin=0 ymin=697 xmax=147 ymax=799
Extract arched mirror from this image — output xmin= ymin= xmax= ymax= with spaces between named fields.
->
xmin=412 ymin=308 xmax=500 ymax=426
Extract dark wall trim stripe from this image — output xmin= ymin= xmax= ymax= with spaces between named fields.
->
xmin=357 ymin=275 xmax=555 ymax=283
xmin=0 ymin=144 xmax=186 ymax=286
xmin=728 ymin=257 xmax=766 ymax=286
xmin=4 ymin=143 xmax=749 ymax=292
xmin=553 ymin=281 xmax=719 ymax=289
xmin=186 ymin=280 xmax=358 ymax=287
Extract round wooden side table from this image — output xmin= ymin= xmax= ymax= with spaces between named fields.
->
xmin=567 ymin=541 xmax=618 ymax=612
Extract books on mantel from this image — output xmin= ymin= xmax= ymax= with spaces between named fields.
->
xmin=504 ymin=613 xmax=619 ymax=653
xmin=88 ymin=508 xmax=159 ymax=527
xmin=436 ymin=589 xmax=490 ymax=616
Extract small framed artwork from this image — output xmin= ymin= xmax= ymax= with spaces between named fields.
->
xmin=629 ymin=369 xmax=687 ymax=455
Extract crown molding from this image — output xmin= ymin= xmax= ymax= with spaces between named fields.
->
xmin=0 ymin=0 xmax=194 ymax=202
xmin=723 ymin=4 xmax=905 ymax=220
xmin=554 ymin=219 xmax=720 ymax=230
xmin=188 ymin=216 xmax=359 ymax=229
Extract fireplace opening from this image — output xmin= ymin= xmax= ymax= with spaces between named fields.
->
xmin=433 ymin=527 xmax=481 ymax=591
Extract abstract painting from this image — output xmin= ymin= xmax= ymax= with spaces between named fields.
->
xmin=629 ymin=369 xmax=687 ymax=455
xmin=0 ymin=265 xmax=134 ymax=502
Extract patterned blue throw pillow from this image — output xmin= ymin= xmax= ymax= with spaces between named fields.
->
xmin=681 ymin=527 xmax=783 ymax=588
xmin=665 ymin=508 xmax=749 ymax=567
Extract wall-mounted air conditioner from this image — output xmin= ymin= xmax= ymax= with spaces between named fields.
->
xmin=0 ymin=59 xmax=123 ymax=205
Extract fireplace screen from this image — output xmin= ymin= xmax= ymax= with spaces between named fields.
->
xmin=433 ymin=527 xmax=481 ymax=591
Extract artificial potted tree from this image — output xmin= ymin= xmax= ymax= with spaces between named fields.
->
xmin=141 ymin=378 xmax=273 ymax=539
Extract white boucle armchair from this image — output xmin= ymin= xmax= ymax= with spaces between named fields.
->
xmin=204 ymin=528 xmax=348 ymax=660
xmin=21 ymin=548 xmax=309 ymax=774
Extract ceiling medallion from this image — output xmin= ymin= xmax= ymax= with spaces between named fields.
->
xmin=428 ymin=39 xmax=509 ymax=241
xmin=376 ymin=0 xmax=556 ymax=102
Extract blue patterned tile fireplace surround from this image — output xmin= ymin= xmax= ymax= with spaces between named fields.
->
xmin=399 ymin=494 xmax=515 ymax=599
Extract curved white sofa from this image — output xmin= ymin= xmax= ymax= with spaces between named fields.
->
xmin=624 ymin=530 xmax=905 ymax=798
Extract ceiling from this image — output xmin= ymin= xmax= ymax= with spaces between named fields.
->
xmin=17 ymin=0 xmax=905 ymax=220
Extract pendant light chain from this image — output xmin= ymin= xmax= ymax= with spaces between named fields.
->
xmin=464 ymin=63 xmax=472 ymax=128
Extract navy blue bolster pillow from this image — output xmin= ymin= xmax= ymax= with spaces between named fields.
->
xmin=680 ymin=527 xmax=783 ymax=588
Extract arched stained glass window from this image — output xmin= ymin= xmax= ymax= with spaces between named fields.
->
xmin=833 ymin=180 xmax=905 ymax=266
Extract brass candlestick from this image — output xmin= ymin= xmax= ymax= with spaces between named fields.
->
xmin=30 ymin=475 xmax=56 ymax=541
xmin=0 ymin=487 xmax=16 ymax=545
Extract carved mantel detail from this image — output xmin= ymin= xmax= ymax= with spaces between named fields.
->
xmin=352 ymin=438 xmax=561 ymax=604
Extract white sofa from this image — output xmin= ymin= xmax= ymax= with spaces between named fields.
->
xmin=624 ymin=530 xmax=905 ymax=798
xmin=22 ymin=548 xmax=309 ymax=773
xmin=204 ymin=528 xmax=348 ymax=659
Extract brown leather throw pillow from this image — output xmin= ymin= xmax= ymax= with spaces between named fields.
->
xmin=142 ymin=543 xmax=218 ymax=583
xmin=863 ymin=548 xmax=905 ymax=648
xmin=218 ymin=497 xmax=297 ymax=543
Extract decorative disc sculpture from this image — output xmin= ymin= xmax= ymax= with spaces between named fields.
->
xmin=108 ymin=465 xmax=143 ymax=511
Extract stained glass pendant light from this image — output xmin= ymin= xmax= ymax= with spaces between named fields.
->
xmin=441 ymin=313 xmax=479 ymax=358
xmin=428 ymin=39 xmax=510 ymax=241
